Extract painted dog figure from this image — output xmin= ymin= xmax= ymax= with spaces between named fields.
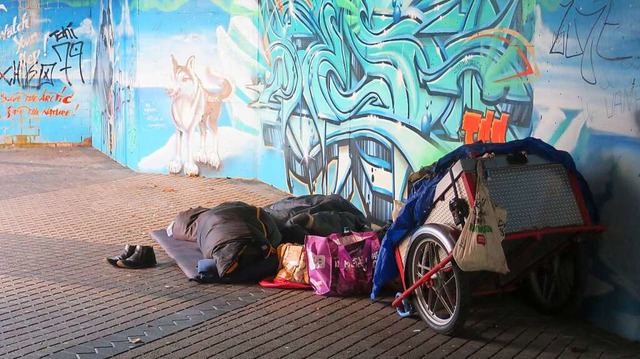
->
xmin=167 ymin=55 xmax=232 ymax=176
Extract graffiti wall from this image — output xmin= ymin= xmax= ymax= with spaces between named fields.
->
xmin=255 ymin=0 xmax=540 ymax=221
xmin=0 ymin=0 xmax=93 ymax=145
xmin=125 ymin=0 xmax=640 ymax=340
xmin=529 ymin=0 xmax=640 ymax=340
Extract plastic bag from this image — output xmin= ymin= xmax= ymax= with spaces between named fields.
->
xmin=305 ymin=231 xmax=380 ymax=296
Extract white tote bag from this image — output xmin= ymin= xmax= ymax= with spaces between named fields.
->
xmin=453 ymin=160 xmax=509 ymax=274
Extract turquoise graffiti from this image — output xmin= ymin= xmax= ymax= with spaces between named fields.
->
xmin=254 ymin=0 xmax=539 ymax=222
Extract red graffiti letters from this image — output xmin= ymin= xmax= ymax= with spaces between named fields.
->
xmin=1 ymin=88 xmax=76 ymax=119
xmin=461 ymin=109 xmax=509 ymax=144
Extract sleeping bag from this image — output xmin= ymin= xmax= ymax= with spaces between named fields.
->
xmin=170 ymin=206 xmax=209 ymax=241
xmin=263 ymin=194 xmax=370 ymax=244
xmin=172 ymin=201 xmax=281 ymax=279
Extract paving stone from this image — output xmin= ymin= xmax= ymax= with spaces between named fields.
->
xmin=46 ymin=351 xmax=81 ymax=359
xmin=72 ymin=344 xmax=99 ymax=354
xmin=93 ymin=346 xmax=126 ymax=356
xmin=75 ymin=353 xmax=109 ymax=359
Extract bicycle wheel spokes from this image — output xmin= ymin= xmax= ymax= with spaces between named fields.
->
xmin=434 ymin=274 xmax=457 ymax=316
xmin=427 ymin=280 xmax=436 ymax=313
xmin=419 ymin=240 xmax=455 ymax=319
xmin=407 ymin=231 xmax=469 ymax=334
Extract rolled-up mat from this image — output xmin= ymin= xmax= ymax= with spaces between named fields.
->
xmin=149 ymin=229 xmax=202 ymax=279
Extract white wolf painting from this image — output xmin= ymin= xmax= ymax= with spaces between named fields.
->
xmin=166 ymin=55 xmax=233 ymax=176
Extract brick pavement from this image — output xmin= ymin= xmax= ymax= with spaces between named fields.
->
xmin=0 ymin=147 xmax=638 ymax=359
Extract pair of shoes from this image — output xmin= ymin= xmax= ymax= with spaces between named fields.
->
xmin=105 ymin=244 xmax=136 ymax=266
xmin=105 ymin=244 xmax=157 ymax=269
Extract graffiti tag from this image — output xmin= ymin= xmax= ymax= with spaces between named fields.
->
xmin=0 ymin=60 xmax=56 ymax=89
xmin=0 ymin=21 xmax=84 ymax=89
xmin=48 ymin=22 xmax=84 ymax=86
xmin=550 ymin=1 xmax=633 ymax=85
xmin=461 ymin=109 xmax=509 ymax=144
xmin=605 ymin=78 xmax=640 ymax=119
xmin=1 ymin=87 xmax=76 ymax=119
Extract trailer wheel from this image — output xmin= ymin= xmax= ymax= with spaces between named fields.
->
xmin=407 ymin=232 xmax=469 ymax=335
xmin=524 ymin=242 xmax=586 ymax=315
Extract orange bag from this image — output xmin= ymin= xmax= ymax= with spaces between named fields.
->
xmin=275 ymin=243 xmax=310 ymax=284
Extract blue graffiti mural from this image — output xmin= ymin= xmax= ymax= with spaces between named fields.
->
xmin=254 ymin=0 xmax=538 ymax=222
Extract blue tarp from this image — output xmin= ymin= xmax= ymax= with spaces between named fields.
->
xmin=371 ymin=137 xmax=599 ymax=299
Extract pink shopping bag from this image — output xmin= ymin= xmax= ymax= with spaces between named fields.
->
xmin=305 ymin=231 xmax=380 ymax=296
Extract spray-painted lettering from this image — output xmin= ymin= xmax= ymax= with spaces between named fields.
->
xmin=18 ymin=49 xmax=40 ymax=65
xmin=13 ymin=31 xmax=38 ymax=54
xmin=0 ymin=12 xmax=29 ymax=40
xmin=550 ymin=1 xmax=633 ymax=85
xmin=48 ymin=22 xmax=77 ymax=41
xmin=48 ymin=22 xmax=84 ymax=86
xmin=1 ymin=88 xmax=76 ymax=119
xmin=461 ymin=109 xmax=509 ymax=144
xmin=0 ymin=21 xmax=84 ymax=89
xmin=0 ymin=60 xmax=56 ymax=89
xmin=605 ymin=78 xmax=640 ymax=118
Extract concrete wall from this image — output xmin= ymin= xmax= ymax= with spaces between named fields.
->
xmin=0 ymin=0 xmax=93 ymax=145
xmin=2 ymin=0 xmax=639 ymax=341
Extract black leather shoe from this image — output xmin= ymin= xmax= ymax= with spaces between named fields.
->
xmin=116 ymin=245 xmax=157 ymax=269
xmin=105 ymin=244 xmax=136 ymax=266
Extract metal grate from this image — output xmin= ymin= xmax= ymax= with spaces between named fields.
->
xmin=484 ymin=163 xmax=584 ymax=233
xmin=425 ymin=179 xmax=468 ymax=229
xmin=397 ymin=237 xmax=410 ymax=269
